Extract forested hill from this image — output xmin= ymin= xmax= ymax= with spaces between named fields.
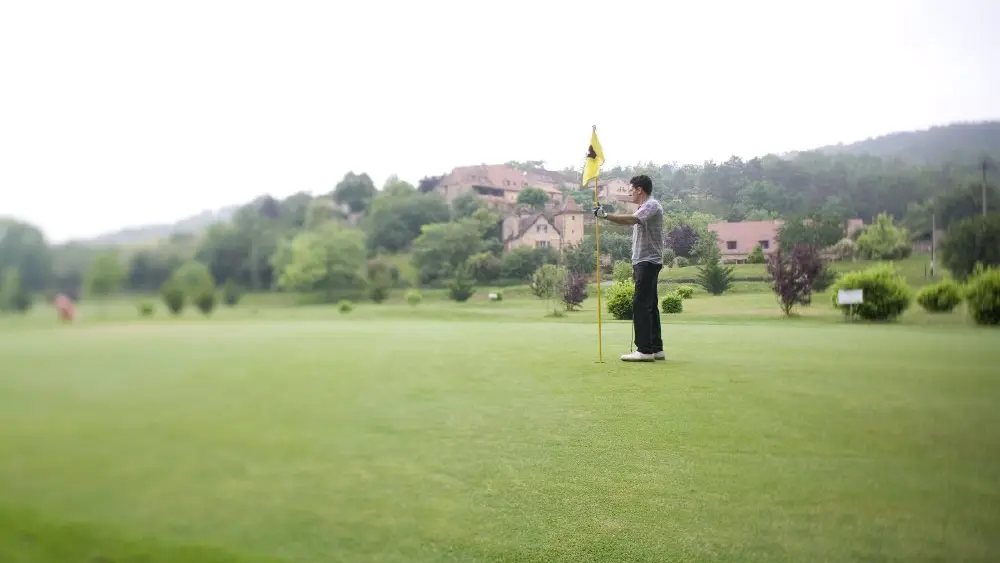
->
xmin=802 ymin=121 xmax=1000 ymax=164
xmin=73 ymin=121 xmax=999 ymax=247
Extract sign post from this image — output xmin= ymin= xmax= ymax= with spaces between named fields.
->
xmin=836 ymin=289 xmax=864 ymax=321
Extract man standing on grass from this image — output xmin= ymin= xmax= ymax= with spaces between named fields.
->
xmin=593 ymin=174 xmax=665 ymax=362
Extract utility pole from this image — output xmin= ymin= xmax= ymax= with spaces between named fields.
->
xmin=930 ymin=212 xmax=936 ymax=278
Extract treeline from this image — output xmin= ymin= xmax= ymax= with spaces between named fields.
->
xmin=2 ymin=127 xmax=999 ymax=311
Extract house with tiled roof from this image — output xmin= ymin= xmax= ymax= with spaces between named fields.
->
xmin=434 ymin=164 xmax=564 ymax=210
xmin=708 ymin=217 xmax=866 ymax=262
xmin=501 ymin=198 xmax=585 ymax=252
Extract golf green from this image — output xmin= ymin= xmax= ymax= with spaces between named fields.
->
xmin=1 ymin=308 xmax=998 ymax=562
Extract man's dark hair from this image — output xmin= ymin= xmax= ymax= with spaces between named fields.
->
xmin=630 ymin=174 xmax=653 ymax=195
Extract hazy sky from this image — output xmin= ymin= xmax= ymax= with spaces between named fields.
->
xmin=2 ymin=0 xmax=999 ymax=242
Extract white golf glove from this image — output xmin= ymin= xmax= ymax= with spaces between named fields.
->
xmin=592 ymin=204 xmax=607 ymax=218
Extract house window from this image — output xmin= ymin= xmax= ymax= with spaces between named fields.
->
xmin=726 ymin=240 xmax=737 ymax=250
xmin=758 ymin=240 xmax=770 ymax=250
xmin=537 ymin=240 xmax=549 ymax=248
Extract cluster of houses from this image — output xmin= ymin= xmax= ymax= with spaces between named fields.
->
xmin=430 ymin=162 xmax=870 ymax=265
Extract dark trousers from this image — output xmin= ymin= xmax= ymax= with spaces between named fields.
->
xmin=632 ymin=261 xmax=663 ymax=354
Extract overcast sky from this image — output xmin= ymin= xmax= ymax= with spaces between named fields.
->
xmin=2 ymin=0 xmax=999 ymax=242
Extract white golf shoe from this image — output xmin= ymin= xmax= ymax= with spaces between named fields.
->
xmin=654 ymin=351 xmax=665 ymax=360
xmin=620 ymin=350 xmax=655 ymax=362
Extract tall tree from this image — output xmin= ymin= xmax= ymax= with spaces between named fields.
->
xmin=332 ymin=172 xmax=377 ymax=214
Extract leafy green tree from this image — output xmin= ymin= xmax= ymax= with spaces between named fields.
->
xmin=0 ymin=267 xmax=33 ymax=313
xmin=530 ymin=264 xmax=567 ymax=315
xmin=85 ymin=250 xmax=127 ymax=300
xmin=447 ymin=264 xmax=476 ymax=302
xmin=170 ymin=260 xmax=216 ymax=298
xmin=411 ymin=217 xmax=492 ymax=284
xmin=364 ymin=191 xmax=451 ymax=253
xmin=855 ymin=213 xmax=912 ymax=260
xmin=777 ymin=214 xmax=845 ymax=250
xmin=0 ymin=218 xmax=52 ymax=293
xmin=382 ymin=175 xmax=417 ymax=197
xmin=305 ymin=198 xmax=341 ymax=230
xmin=516 ymin=187 xmax=550 ymax=210
xmin=940 ymin=213 xmax=1000 ymax=280
xmin=451 ymin=192 xmax=486 ymax=220
xmin=277 ymin=222 xmax=367 ymax=301
xmin=332 ymin=171 xmax=377 ymax=214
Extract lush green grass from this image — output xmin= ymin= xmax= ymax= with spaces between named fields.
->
xmin=1 ymin=293 xmax=999 ymax=562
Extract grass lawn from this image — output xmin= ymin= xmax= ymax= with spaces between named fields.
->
xmin=1 ymin=293 xmax=999 ymax=562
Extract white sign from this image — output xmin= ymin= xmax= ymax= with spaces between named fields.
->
xmin=837 ymin=289 xmax=864 ymax=306
xmin=488 ymin=293 xmax=499 ymax=301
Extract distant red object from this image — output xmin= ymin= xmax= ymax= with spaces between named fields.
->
xmin=54 ymin=293 xmax=76 ymax=322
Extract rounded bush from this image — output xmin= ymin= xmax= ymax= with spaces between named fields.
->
xmin=612 ymin=260 xmax=633 ymax=284
xmin=405 ymin=289 xmax=422 ymax=306
xmin=194 ymin=288 xmax=216 ymax=316
xmin=661 ymin=293 xmax=683 ymax=314
xmin=338 ymin=299 xmax=354 ymax=313
xmin=493 ymin=290 xmax=503 ymax=302
xmin=605 ymin=281 xmax=634 ymax=320
xmin=137 ymin=300 xmax=155 ymax=317
xmin=675 ymin=256 xmax=690 ymax=268
xmin=965 ymin=267 xmax=1000 ymax=326
xmin=222 ymin=279 xmax=243 ymax=306
xmin=675 ymin=285 xmax=694 ymax=299
xmin=829 ymin=264 xmax=912 ymax=321
xmin=915 ymin=279 xmax=963 ymax=313
xmin=161 ymin=282 xmax=186 ymax=316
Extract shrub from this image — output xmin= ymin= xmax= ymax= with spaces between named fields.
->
xmin=855 ymin=213 xmax=913 ymax=260
xmin=491 ymin=290 xmax=504 ymax=302
xmin=338 ymin=299 xmax=354 ymax=313
xmin=137 ymin=300 xmax=155 ymax=317
xmin=222 ymin=279 xmax=243 ymax=306
xmin=746 ymin=244 xmax=766 ymax=264
xmin=161 ymin=282 xmax=185 ymax=315
xmin=940 ymin=213 xmax=1000 ymax=280
xmin=675 ymin=285 xmax=694 ymax=299
xmin=965 ymin=266 xmax=1000 ymax=325
xmin=404 ymin=289 xmax=422 ymax=306
xmin=562 ymin=271 xmax=588 ymax=311
xmin=661 ymin=248 xmax=676 ymax=267
xmin=697 ymin=262 xmax=735 ymax=296
xmin=915 ymin=279 xmax=963 ymax=313
xmin=366 ymin=259 xmax=393 ymax=303
xmin=612 ymin=260 xmax=633 ymax=284
xmin=605 ymin=280 xmax=634 ymax=320
xmin=467 ymin=251 xmax=503 ymax=284
xmin=448 ymin=266 xmax=476 ymax=302
xmin=829 ymin=264 xmax=912 ymax=321
xmin=767 ymin=245 xmax=824 ymax=316
xmin=812 ymin=266 xmax=838 ymax=292
xmin=830 ymin=238 xmax=857 ymax=261
xmin=194 ymin=287 xmax=216 ymax=316
xmin=661 ymin=293 xmax=683 ymax=314
xmin=674 ymin=256 xmax=690 ymax=268
xmin=0 ymin=267 xmax=33 ymax=313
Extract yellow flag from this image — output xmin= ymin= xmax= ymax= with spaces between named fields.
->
xmin=581 ymin=127 xmax=605 ymax=187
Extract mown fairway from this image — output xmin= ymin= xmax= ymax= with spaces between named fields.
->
xmin=1 ymin=294 xmax=999 ymax=562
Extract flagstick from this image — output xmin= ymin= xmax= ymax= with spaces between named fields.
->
xmin=594 ymin=173 xmax=603 ymax=363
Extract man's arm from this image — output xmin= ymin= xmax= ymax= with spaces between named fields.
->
xmin=604 ymin=213 xmax=639 ymax=226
